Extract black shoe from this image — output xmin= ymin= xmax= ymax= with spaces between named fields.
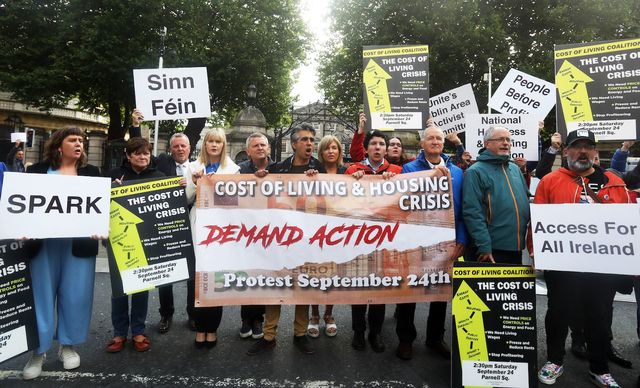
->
xmin=293 ymin=335 xmax=315 ymax=355
xmin=246 ymin=338 xmax=276 ymax=356
xmin=571 ymin=340 xmax=588 ymax=360
xmin=352 ymin=331 xmax=366 ymax=351
xmin=396 ymin=341 xmax=413 ymax=360
xmin=158 ymin=316 xmax=172 ymax=334
xmin=205 ymin=339 xmax=217 ymax=349
xmin=426 ymin=339 xmax=451 ymax=359
xmin=194 ymin=339 xmax=206 ymax=349
xmin=369 ymin=334 xmax=386 ymax=353
xmin=608 ymin=344 xmax=632 ymax=369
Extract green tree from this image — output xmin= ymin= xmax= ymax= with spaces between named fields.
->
xmin=319 ymin=0 xmax=640 ymax=139
xmin=0 ymin=0 xmax=308 ymax=139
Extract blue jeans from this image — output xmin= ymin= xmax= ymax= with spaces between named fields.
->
xmin=111 ymin=291 xmax=149 ymax=337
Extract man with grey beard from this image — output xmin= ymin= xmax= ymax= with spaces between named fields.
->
xmin=534 ymin=129 xmax=633 ymax=388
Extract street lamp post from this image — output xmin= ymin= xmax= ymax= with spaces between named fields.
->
xmin=152 ymin=26 xmax=167 ymax=156
xmin=487 ymin=57 xmax=494 ymax=113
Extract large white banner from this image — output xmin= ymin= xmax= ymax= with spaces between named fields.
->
xmin=489 ymin=69 xmax=556 ymax=120
xmin=429 ymin=84 xmax=479 ymax=135
xmin=464 ymin=114 xmax=539 ymax=161
xmin=0 ymin=173 xmax=111 ymax=239
xmin=531 ymin=203 xmax=640 ymax=275
xmin=133 ymin=67 xmax=211 ymax=120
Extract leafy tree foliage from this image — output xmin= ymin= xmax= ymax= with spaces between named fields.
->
xmin=0 ymin=0 xmax=308 ymax=139
xmin=319 ymin=0 xmax=639 ymax=138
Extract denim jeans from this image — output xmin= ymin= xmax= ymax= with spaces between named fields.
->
xmin=111 ymin=291 xmax=149 ymax=337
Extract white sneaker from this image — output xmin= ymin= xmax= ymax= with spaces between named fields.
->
xmin=538 ymin=361 xmax=564 ymax=385
xmin=58 ymin=345 xmax=80 ymax=370
xmin=589 ymin=371 xmax=620 ymax=388
xmin=22 ymin=352 xmax=45 ymax=380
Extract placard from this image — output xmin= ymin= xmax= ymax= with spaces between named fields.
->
xmin=194 ymin=171 xmax=456 ymax=306
xmin=107 ymin=177 xmax=193 ymax=295
xmin=10 ymin=133 xmax=26 ymax=143
xmin=362 ymin=45 xmax=429 ymax=131
xmin=555 ymin=38 xmax=640 ymax=140
xmin=133 ymin=67 xmax=211 ymax=121
xmin=429 ymin=84 xmax=480 ymax=135
xmin=464 ymin=114 xmax=539 ymax=161
xmin=0 ymin=173 xmax=110 ymax=239
xmin=452 ymin=262 xmax=537 ymax=388
xmin=531 ymin=203 xmax=640 ymax=275
xmin=0 ymin=240 xmax=38 ymax=364
xmin=489 ymin=69 xmax=556 ymax=120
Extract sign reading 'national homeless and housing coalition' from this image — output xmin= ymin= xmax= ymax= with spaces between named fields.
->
xmin=362 ymin=45 xmax=430 ymax=132
xmin=0 ymin=240 xmax=38 ymax=364
xmin=554 ymin=37 xmax=640 ymax=140
xmin=133 ymin=67 xmax=211 ymax=121
xmin=452 ymin=262 xmax=537 ymax=388
xmin=107 ymin=177 xmax=193 ymax=296
xmin=464 ymin=114 xmax=539 ymax=161
xmin=193 ymin=171 xmax=456 ymax=306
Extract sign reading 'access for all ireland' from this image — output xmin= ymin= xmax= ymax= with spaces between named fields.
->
xmin=133 ymin=67 xmax=211 ymax=121
xmin=362 ymin=45 xmax=430 ymax=131
xmin=554 ymin=38 xmax=640 ymax=140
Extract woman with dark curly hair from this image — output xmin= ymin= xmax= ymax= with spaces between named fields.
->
xmin=22 ymin=127 xmax=102 ymax=380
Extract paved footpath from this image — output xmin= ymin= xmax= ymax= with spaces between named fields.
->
xmin=1 ymin=269 xmax=640 ymax=387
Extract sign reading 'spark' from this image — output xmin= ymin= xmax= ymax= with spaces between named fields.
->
xmin=554 ymin=38 xmax=640 ymax=140
xmin=362 ymin=45 xmax=429 ymax=131
xmin=133 ymin=67 xmax=211 ymax=121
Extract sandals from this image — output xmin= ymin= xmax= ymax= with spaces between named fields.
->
xmin=106 ymin=336 xmax=126 ymax=353
xmin=324 ymin=315 xmax=338 ymax=337
xmin=132 ymin=334 xmax=151 ymax=352
xmin=307 ymin=316 xmax=320 ymax=338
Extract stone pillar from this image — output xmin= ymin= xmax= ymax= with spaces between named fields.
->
xmin=86 ymin=130 xmax=107 ymax=168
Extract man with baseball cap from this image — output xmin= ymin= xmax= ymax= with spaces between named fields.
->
xmin=535 ymin=129 xmax=633 ymax=388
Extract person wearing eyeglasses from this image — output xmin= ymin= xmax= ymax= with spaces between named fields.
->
xmin=462 ymin=126 xmax=530 ymax=265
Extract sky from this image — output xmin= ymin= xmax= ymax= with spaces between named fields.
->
xmin=290 ymin=0 xmax=332 ymax=107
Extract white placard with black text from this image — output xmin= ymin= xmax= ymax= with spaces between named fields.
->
xmin=489 ymin=69 xmax=556 ymax=120
xmin=0 ymin=173 xmax=111 ymax=239
xmin=133 ymin=67 xmax=211 ymax=121
xmin=429 ymin=84 xmax=479 ymax=135
xmin=531 ymin=204 xmax=640 ymax=275
xmin=464 ymin=114 xmax=539 ymax=161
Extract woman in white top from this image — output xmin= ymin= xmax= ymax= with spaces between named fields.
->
xmin=185 ymin=128 xmax=239 ymax=348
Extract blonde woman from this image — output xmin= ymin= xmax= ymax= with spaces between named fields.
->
xmin=185 ymin=128 xmax=240 ymax=348
xmin=306 ymin=135 xmax=346 ymax=338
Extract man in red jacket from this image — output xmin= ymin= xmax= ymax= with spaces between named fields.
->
xmin=345 ymin=130 xmax=400 ymax=353
xmin=535 ymin=129 xmax=632 ymax=388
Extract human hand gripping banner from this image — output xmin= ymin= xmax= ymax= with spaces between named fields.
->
xmin=193 ymin=170 xmax=456 ymax=306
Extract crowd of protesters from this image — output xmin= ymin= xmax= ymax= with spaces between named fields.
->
xmin=2 ymin=108 xmax=639 ymax=388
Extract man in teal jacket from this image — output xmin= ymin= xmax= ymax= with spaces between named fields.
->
xmin=462 ymin=126 xmax=530 ymax=264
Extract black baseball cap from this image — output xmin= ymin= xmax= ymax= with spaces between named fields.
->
xmin=566 ymin=129 xmax=596 ymax=147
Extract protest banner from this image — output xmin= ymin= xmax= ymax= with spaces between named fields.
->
xmin=133 ymin=67 xmax=211 ymax=121
xmin=555 ymin=38 xmax=640 ymax=140
xmin=0 ymin=240 xmax=38 ymax=364
xmin=0 ymin=173 xmax=110 ymax=239
xmin=429 ymin=84 xmax=479 ymax=135
xmin=10 ymin=132 xmax=26 ymax=143
xmin=531 ymin=203 xmax=640 ymax=275
xmin=107 ymin=177 xmax=192 ymax=296
xmin=362 ymin=45 xmax=429 ymax=131
xmin=452 ymin=262 xmax=537 ymax=388
xmin=193 ymin=171 xmax=456 ymax=306
xmin=464 ymin=114 xmax=539 ymax=161
xmin=489 ymin=69 xmax=556 ymax=120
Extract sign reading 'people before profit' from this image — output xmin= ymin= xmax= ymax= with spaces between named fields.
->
xmin=133 ymin=67 xmax=211 ymax=120
xmin=489 ymin=69 xmax=556 ymax=120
